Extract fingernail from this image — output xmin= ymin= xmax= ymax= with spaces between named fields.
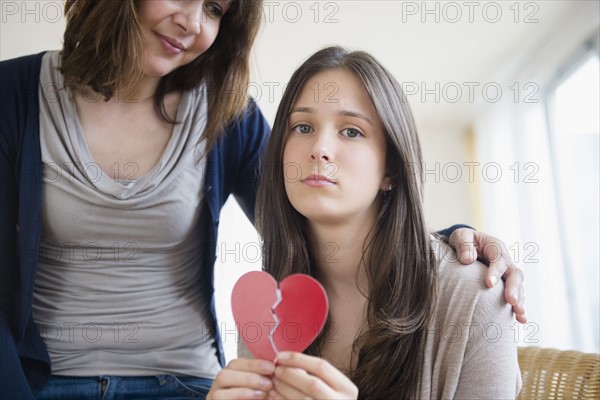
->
xmin=277 ymin=352 xmax=290 ymax=360
xmin=259 ymin=377 xmax=271 ymax=388
xmin=510 ymin=289 xmax=518 ymax=302
xmin=253 ymin=390 xmax=265 ymax=398
xmin=490 ymin=275 xmax=498 ymax=286
xmin=259 ymin=362 xmax=274 ymax=374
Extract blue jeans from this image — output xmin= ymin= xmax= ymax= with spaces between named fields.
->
xmin=35 ymin=375 xmax=213 ymax=399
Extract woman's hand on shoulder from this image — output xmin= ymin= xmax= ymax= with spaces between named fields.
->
xmin=207 ymin=358 xmax=275 ymax=400
xmin=449 ymin=228 xmax=526 ymax=323
xmin=268 ymin=352 xmax=358 ymax=400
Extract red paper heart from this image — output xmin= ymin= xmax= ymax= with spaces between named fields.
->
xmin=231 ymin=271 xmax=329 ymax=361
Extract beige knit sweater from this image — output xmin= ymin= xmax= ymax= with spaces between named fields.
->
xmin=418 ymin=240 xmax=522 ymax=399
xmin=237 ymin=239 xmax=522 ymax=399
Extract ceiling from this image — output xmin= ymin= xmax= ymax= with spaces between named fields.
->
xmin=0 ymin=1 xmax=594 ymax=133
xmin=252 ymin=1 xmax=590 ymax=132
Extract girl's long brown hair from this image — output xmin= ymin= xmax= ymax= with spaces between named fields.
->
xmin=256 ymin=46 xmax=438 ymax=399
xmin=60 ymin=0 xmax=263 ymax=152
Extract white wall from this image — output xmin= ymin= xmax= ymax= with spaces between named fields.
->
xmin=0 ymin=1 xmax=66 ymax=57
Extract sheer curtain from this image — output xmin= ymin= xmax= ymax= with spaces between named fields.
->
xmin=472 ymin=9 xmax=599 ymax=352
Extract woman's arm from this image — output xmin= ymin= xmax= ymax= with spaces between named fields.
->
xmin=0 ymin=54 xmax=45 ymax=400
xmin=227 ymin=99 xmax=271 ymax=222
xmin=445 ymin=227 xmax=526 ymax=323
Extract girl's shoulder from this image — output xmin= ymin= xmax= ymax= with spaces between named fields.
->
xmin=429 ymin=237 xmax=508 ymax=318
xmin=431 ymin=238 xmax=491 ymax=288
xmin=424 ymin=239 xmax=521 ymax=399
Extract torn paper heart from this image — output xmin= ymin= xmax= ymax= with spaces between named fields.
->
xmin=231 ymin=271 xmax=329 ymax=361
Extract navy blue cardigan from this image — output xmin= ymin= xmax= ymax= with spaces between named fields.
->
xmin=0 ymin=52 xmax=270 ymax=399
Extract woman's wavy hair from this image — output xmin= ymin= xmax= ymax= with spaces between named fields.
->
xmin=256 ymin=46 xmax=438 ymax=399
xmin=60 ymin=0 xmax=263 ymax=152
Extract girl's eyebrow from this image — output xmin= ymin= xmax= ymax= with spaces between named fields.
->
xmin=290 ymin=106 xmax=373 ymax=125
xmin=339 ymin=110 xmax=373 ymax=125
xmin=290 ymin=106 xmax=315 ymax=115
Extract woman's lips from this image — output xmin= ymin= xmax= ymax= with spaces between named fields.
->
xmin=156 ymin=33 xmax=185 ymax=55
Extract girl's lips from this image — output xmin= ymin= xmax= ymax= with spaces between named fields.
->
xmin=302 ymin=174 xmax=337 ymax=187
xmin=156 ymin=33 xmax=185 ymax=55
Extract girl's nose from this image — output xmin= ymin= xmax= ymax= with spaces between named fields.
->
xmin=309 ymin=133 xmax=333 ymax=162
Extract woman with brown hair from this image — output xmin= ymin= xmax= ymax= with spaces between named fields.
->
xmin=209 ymin=47 xmax=522 ymax=399
xmin=0 ymin=1 xmax=523 ymax=399
xmin=2 ymin=1 xmax=266 ymax=398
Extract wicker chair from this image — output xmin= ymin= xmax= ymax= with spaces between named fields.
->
xmin=518 ymin=346 xmax=600 ymax=399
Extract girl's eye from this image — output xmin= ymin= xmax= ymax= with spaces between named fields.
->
xmin=204 ymin=2 xmax=224 ymax=18
xmin=341 ymin=128 xmax=363 ymax=138
xmin=293 ymin=124 xmax=314 ymax=134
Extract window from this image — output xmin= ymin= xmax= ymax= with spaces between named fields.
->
xmin=473 ymin=30 xmax=600 ymax=353
xmin=545 ymin=39 xmax=600 ymax=352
